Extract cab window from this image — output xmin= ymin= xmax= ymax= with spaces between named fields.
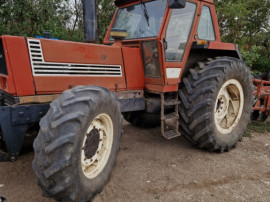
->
xmin=165 ymin=2 xmax=197 ymax=62
xmin=197 ymin=6 xmax=215 ymax=41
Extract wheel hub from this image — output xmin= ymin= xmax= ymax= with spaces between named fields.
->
xmin=84 ymin=127 xmax=100 ymax=160
xmin=81 ymin=113 xmax=113 ymax=179
xmin=214 ymin=79 xmax=244 ymax=134
xmin=216 ymin=93 xmax=230 ymax=123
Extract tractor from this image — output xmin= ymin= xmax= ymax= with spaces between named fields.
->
xmin=0 ymin=0 xmax=253 ymax=201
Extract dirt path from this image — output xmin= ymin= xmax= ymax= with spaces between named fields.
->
xmin=1 ymin=121 xmax=270 ymax=202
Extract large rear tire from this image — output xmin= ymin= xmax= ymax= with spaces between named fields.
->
xmin=178 ymin=57 xmax=253 ymax=152
xmin=33 ymin=86 xmax=122 ymax=201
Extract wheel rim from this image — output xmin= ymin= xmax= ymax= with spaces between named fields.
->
xmin=214 ymin=79 xmax=244 ymax=134
xmin=81 ymin=113 xmax=113 ymax=179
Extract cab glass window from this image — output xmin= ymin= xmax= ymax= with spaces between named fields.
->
xmin=165 ymin=2 xmax=197 ymax=62
xmin=111 ymin=0 xmax=167 ymax=40
xmin=197 ymin=6 xmax=215 ymax=40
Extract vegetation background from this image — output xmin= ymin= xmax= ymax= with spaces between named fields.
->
xmin=0 ymin=0 xmax=269 ymax=72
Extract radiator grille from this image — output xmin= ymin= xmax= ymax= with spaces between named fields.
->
xmin=0 ymin=91 xmax=16 ymax=106
xmin=27 ymin=39 xmax=122 ymax=77
xmin=0 ymin=39 xmax=8 ymax=75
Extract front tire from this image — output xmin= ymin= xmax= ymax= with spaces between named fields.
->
xmin=178 ymin=57 xmax=253 ymax=152
xmin=33 ymin=85 xmax=122 ymax=201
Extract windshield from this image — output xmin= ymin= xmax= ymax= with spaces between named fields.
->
xmin=111 ymin=0 xmax=167 ymax=40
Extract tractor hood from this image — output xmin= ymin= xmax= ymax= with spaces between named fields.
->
xmin=26 ymin=38 xmax=127 ymax=94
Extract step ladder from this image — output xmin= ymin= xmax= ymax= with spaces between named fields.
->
xmin=160 ymin=93 xmax=181 ymax=139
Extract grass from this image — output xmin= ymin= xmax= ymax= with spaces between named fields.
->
xmin=244 ymin=120 xmax=270 ymax=138
xmin=154 ymin=195 xmax=160 ymax=200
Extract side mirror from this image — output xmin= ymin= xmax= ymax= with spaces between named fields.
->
xmin=168 ymin=0 xmax=186 ymax=9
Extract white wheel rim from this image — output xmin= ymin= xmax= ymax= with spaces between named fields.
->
xmin=214 ymin=79 xmax=244 ymax=134
xmin=81 ymin=113 xmax=113 ymax=179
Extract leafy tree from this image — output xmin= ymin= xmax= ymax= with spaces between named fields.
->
xmin=0 ymin=0 xmax=116 ymax=43
xmin=96 ymin=0 xmax=115 ymax=43
xmin=67 ymin=0 xmax=115 ymax=43
xmin=215 ymin=0 xmax=270 ymax=71
xmin=0 ymin=0 xmax=72 ymax=39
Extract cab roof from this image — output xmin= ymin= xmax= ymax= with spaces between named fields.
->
xmin=114 ymin=0 xmax=213 ymax=7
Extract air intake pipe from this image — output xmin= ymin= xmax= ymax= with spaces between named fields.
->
xmin=83 ymin=0 xmax=97 ymax=42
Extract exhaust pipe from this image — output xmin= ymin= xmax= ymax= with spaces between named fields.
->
xmin=83 ymin=0 xmax=97 ymax=43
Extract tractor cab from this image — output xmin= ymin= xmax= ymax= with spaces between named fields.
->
xmin=103 ymin=0 xmax=222 ymax=93
xmin=110 ymin=0 xmax=186 ymax=41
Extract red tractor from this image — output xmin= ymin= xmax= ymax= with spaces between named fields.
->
xmin=0 ymin=0 xmax=252 ymax=200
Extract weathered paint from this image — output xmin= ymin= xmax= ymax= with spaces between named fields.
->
xmin=122 ymin=47 xmax=145 ymax=90
xmin=0 ymin=36 xmax=35 ymax=96
xmin=32 ymin=38 xmax=127 ymax=94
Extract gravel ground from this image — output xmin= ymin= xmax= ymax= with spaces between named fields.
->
xmin=0 ymin=121 xmax=270 ymax=202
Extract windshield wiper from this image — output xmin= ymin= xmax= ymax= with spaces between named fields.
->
xmin=139 ymin=0 xmax=150 ymax=26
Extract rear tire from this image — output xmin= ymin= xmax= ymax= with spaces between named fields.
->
xmin=33 ymin=85 xmax=122 ymax=201
xmin=178 ymin=57 xmax=253 ymax=152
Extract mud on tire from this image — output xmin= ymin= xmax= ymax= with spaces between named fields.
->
xmin=32 ymin=85 xmax=122 ymax=201
xmin=178 ymin=57 xmax=253 ymax=152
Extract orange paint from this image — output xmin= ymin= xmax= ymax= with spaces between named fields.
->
xmin=40 ymin=38 xmax=123 ymax=65
xmin=208 ymin=42 xmax=236 ymax=50
xmin=31 ymin=38 xmax=127 ymax=94
xmin=122 ymin=47 xmax=144 ymax=90
xmin=0 ymin=36 xmax=35 ymax=96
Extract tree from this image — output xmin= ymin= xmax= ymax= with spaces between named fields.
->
xmin=0 ymin=0 xmax=73 ymax=39
xmin=96 ymin=0 xmax=115 ymax=43
xmin=67 ymin=0 xmax=116 ymax=43
xmin=215 ymin=0 xmax=270 ymax=71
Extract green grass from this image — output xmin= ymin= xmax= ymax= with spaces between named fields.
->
xmin=244 ymin=121 xmax=270 ymax=138
xmin=154 ymin=195 xmax=160 ymax=200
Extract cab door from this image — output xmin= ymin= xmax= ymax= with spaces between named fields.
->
xmin=161 ymin=1 xmax=198 ymax=85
